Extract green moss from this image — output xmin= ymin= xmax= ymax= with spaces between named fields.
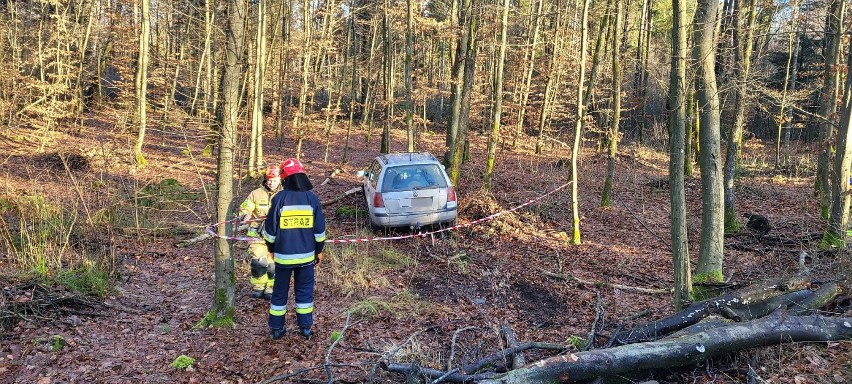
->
xmin=724 ymin=208 xmax=741 ymax=234
xmin=195 ymin=288 xmax=235 ymax=328
xmin=820 ymin=203 xmax=830 ymax=220
xmin=330 ymin=330 xmax=342 ymax=343
xmin=170 ymin=355 xmax=195 ymax=370
xmin=820 ymin=230 xmax=845 ymax=250
xmin=693 ymin=271 xmax=724 ymax=284
xmin=50 ymin=335 xmax=66 ymax=351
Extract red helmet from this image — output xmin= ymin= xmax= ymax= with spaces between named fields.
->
xmin=280 ymin=158 xmax=306 ymax=179
xmin=265 ymin=165 xmax=281 ymax=180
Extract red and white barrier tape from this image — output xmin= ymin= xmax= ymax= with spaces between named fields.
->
xmin=205 ymin=181 xmax=572 ymax=243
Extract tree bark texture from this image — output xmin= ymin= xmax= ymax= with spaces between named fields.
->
xmin=722 ymin=0 xmax=756 ymax=234
xmin=481 ymin=313 xmax=852 ymax=384
xmin=211 ymin=0 xmax=246 ymax=320
xmin=693 ymin=0 xmax=725 ymax=283
xmin=668 ymin=0 xmax=691 ymax=310
xmin=816 ymin=0 xmax=846 ymax=219
xmin=570 ymin=0 xmax=590 ymax=245
xmin=484 ymin=0 xmax=511 ymax=190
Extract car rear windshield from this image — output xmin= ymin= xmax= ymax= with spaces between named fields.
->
xmin=381 ymin=164 xmax=448 ymax=192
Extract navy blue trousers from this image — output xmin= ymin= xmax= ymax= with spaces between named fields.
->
xmin=268 ymin=263 xmax=315 ymax=330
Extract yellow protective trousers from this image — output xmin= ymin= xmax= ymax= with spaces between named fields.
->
xmin=248 ymin=240 xmax=275 ymax=293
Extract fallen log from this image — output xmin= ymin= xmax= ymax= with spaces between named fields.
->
xmin=321 ymin=187 xmax=362 ymax=207
xmin=480 ymin=312 xmax=852 ymax=384
xmin=612 ymin=275 xmax=811 ymax=344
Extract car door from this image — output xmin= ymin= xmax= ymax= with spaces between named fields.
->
xmin=363 ymin=160 xmax=381 ymax=210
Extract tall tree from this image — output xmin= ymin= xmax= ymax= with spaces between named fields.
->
xmin=513 ymin=0 xmax=544 ymax=148
xmin=669 ymin=0 xmax=692 ymax=309
xmin=816 ymin=0 xmax=846 ymax=219
xmin=600 ymin=0 xmax=622 ymax=208
xmin=484 ymin=0 xmax=511 ymax=190
xmin=570 ymin=0 xmax=591 ymax=245
xmin=205 ymin=0 xmax=247 ymax=326
xmin=295 ymin=0 xmax=313 ymax=159
xmin=775 ymin=1 xmax=800 ymax=169
xmin=405 ymin=0 xmax=415 ymax=152
xmin=722 ymin=0 xmax=757 ymax=233
xmin=693 ymin=0 xmax=724 ymax=284
xmin=249 ymin=0 xmax=269 ymax=175
xmin=823 ymin=44 xmax=852 ymax=249
xmin=381 ymin=0 xmax=394 ymax=154
xmin=133 ymin=0 xmax=151 ymax=168
xmin=447 ymin=0 xmax=478 ymax=183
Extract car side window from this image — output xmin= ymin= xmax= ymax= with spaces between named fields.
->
xmin=367 ymin=161 xmax=381 ymax=188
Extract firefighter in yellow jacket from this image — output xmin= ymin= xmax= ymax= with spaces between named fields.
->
xmin=238 ymin=165 xmax=282 ymax=299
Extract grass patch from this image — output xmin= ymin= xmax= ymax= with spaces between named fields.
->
xmin=0 ymin=193 xmax=116 ymax=298
xmin=324 ymin=229 xmax=417 ymax=297
xmin=346 ymin=290 xmax=441 ymax=320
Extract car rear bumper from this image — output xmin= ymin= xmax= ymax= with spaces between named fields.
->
xmin=371 ymin=207 xmax=457 ymax=228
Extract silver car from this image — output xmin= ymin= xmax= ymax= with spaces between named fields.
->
xmin=357 ymin=153 xmax=458 ymax=229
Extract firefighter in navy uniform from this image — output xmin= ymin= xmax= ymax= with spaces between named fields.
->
xmin=262 ymin=158 xmax=326 ymax=340
xmin=238 ymin=165 xmax=282 ymax=299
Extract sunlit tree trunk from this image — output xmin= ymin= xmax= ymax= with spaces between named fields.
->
xmin=207 ymin=0 xmax=247 ymax=325
xmin=823 ymin=46 xmax=852 ymax=249
xmin=133 ymin=0 xmax=151 ymax=168
xmin=693 ymin=0 xmax=724 ymax=284
xmin=669 ymin=0 xmax=692 ymax=310
xmin=570 ymin=0 xmax=591 ymax=245
xmin=249 ymin=0 xmax=268 ymax=175
xmin=775 ymin=1 xmax=800 ymax=170
xmin=816 ymin=0 xmax=846 ymax=219
xmin=484 ymin=0 xmax=510 ymax=190
xmin=600 ymin=0 xmax=622 ymax=208
xmin=579 ymin=0 xmax=612 ymax=141
xmin=448 ymin=0 xmax=478 ymax=183
xmin=722 ymin=0 xmax=756 ymax=234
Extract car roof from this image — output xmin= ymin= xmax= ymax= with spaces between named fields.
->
xmin=377 ymin=152 xmax=440 ymax=166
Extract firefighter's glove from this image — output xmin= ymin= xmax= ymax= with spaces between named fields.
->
xmin=315 ymin=252 xmax=324 ymax=266
xmin=266 ymin=241 xmax=275 ymax=254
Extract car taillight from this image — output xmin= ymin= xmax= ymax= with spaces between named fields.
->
xmin=373 ymin=193 xmax=385 ymax=208
xmin=447 ymin=187 xmax=457 ymax=202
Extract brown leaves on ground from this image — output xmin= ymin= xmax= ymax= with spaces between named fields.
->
xmin=0 ymin=119 xmax=850 ymax=384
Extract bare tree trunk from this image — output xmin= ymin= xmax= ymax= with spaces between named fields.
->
xmin=295 ymin=0 xmax=312 ymax=159
xmin=448 ymin=0 xmax=478 ymax=184
xmin=775 ymin=1 xmax=800 ymax=170
xmin=513 ymin=0 xmax=544 ymax=149
xmin=600 ymin=0 xmax=622 ymax=208
xmin=722 ymin=0 xmax=756 ymax=234
xmin=207 ymin=0 xmax=246 ymax=325
xmin=823 ymin=44 xmax=852 ymax=249
xmin=133 ymin=0 xmax=151 ymax=168
xmin=404 ymin=0 xmax=415 ymax=152
xmin=484 ymin=0 xmax=511 ymax=190
xmin=249 ymin=0 xmax=268 ymax=175
xmin=570 ymin=0 xmax=591 ymax=245
xmin=381 ymin=0 xmax=393 ymax=154
xmin=669 ymin=0 xmax=692 ymax=310
xmin=535 ymin=1 xmax=562 ymax=155
xmin=817 ymin=0 xmax=846 ymax=220
xmin=579 ymin=0 xmax=612 ymax=141
xmin=693 ymin=0 xmax=724 ymax=283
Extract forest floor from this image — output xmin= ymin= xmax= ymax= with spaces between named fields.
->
xmin=1 ymin=112 xmax=851 ymax=384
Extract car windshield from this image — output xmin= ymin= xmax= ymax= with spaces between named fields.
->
xmin=381 ymin=164 xmax=448 ymax=192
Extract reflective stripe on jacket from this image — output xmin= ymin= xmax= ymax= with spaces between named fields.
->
xmin=239 ymin=187 xmax=278 ymax=238
xmin=262 ymin=190 xmax=326 ymax=266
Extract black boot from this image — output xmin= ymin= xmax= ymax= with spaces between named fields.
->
xmin=251 ymin=290 xmax=264 ymax=299
xmin=299 ymin=327 xmax=313 ymax=339
xmin=271 ymin=328 xmax=287 ymax=340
